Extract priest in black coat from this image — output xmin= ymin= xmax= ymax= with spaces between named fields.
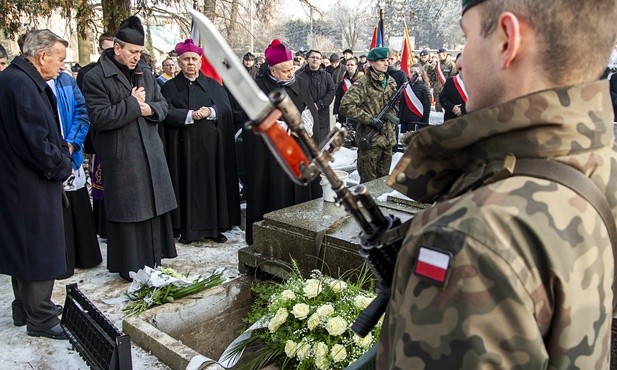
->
xmin=82 ymin=17 xmax=177 ymax=280
xmin=161 ymin=39 xmax=240 ymax=243
xmin=244 ymin=39 xmax=321 ymax=245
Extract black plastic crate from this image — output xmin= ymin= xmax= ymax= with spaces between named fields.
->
xmin=61 ymin=283 xmax=132 ymax=370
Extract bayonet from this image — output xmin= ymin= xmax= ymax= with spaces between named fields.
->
xmin=190 ymin=9 xmax=410 ymax=340
xmin=190 ymin=9 xmax=319 ymax=185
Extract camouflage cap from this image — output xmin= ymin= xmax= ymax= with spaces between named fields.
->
xmin=462 ymin=0 xmax=488 ymax=14
xmin=367 ymin=47 xmax=389 ymax=61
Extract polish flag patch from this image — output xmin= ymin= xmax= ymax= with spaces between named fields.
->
xmin=414 ymin=246 xmax=452 ymax=285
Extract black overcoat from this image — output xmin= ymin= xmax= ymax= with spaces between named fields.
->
xmin=296 ymin=65 xmax=333 ymax=141
xmin=243 ymin=74 xmax=321 ymax=244
xmin=82 ymin=50 xmax=177 ymax=222
xmin=0 ymin=57 xmax=72 ymax=280
xmin=161 ymin=72 xmax=240 ymax=234
xmin=440 ymin=76 xmax=467 ymax=121
xmin=399 ymin=79 xmax=431 ymax=125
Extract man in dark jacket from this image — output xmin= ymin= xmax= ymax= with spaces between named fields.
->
xmin=243 ymin=39 xmax=321 ymax=245
xmin=440 ymin=73 xmax=468 ymax=121
xmin=161 ymin=39 xmax=239 ymax=244
xmin=82 ymin=16 xmax=177 ymax=281
xmin=399 ymin=64 xmax=431 ymax=133
xmin=296 ymin=49 xmax=335 ymax=141
xmin=242 ymin=52 xmax=259 ymax=79
xmin=326 ymin=53 xmax=342 ymax=81
xmin=0 ymin=29 xmax=72 ymax=340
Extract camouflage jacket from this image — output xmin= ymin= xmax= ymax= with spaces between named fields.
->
xmin=339 ymin=67 xmax=398 ymax=149
xmin=426 ymin=59 xmax=456 ymax=93
xmin=378 ymin=80 xmax=616 ymax=369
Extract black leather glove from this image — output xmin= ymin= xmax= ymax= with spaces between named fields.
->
xmin=371 ymin=117 xmax=383 ymax=133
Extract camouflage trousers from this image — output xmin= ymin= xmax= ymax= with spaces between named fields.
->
xmin=357 ymin=146 xmax=392 ymax=183
xmin=434 ymin=91 xmax=443 ymax=112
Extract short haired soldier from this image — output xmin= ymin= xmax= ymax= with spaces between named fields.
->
xmin=378 ymin=0 xmax=617 ymax=368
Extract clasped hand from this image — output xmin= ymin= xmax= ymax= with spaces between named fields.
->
xmin=132 ymin=87 xmax=152 ymax=116
xmin=192 ymin=107 xmax=212 ymax=121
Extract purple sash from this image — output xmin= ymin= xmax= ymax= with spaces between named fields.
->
xmin=90 ymin=154 xmax=104 ymax=200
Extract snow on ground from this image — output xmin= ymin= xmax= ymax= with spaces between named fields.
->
xmin=0 ymin=227 xmax=247 ymax=370
xmin=0 ymin=121 xmax=441 ymax=369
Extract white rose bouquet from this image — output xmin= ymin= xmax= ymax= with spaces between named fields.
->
xmin=122 ymin=266 xmax=224 ymax=317
xmin=224 ymin=261 xmax=380 ymax=369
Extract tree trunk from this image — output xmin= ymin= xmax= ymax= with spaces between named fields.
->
xmin=78 ymin=35 xmax=92 ymax=66
xmin=226 ymin=0 xmax=239 ymax=40
xmin=204 ymin=0 xmax=216 ymax=19
xmin=102 ymin=0 xmax=131 ymax=33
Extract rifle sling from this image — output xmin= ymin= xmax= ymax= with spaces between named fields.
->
xmin=510 ymin=158 xmax=617 ymax=310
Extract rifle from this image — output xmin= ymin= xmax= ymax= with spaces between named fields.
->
xmin=190 ymin=9 xmax=410 ymax=338
xmin=360 ymin=72 xmax=419 ymax=150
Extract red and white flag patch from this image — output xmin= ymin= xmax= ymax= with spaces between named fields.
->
xmin=414 ymin=245 xmax=452 ymax=285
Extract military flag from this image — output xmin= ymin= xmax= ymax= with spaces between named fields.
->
xmin=400 ymin=24 xmax=414 ymax=77
xmin=370 ymin=9 xmax=385 ymax=48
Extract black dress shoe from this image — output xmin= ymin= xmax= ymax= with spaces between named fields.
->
xmin=27 ymin=323 xmax=68 ymax=340
xmin=14 ymin=304 xmax=63 ymax=327
xmin=210 ymin=233 xmax=227 ymax=243
xmin=119 ymin=272 xmax=133 ymax=282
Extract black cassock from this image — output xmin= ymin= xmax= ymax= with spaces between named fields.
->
xmin=243 ymin=74 xmax=322 ymax=245
xmin=161 ymin=72 xmax=240 ymax=241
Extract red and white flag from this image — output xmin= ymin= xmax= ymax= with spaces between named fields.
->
xmin=436 ymin=61 xmax=446 ymax=85
xmin=190 ymin=20 xmax=223 ymax=85
xmin=403 ymin=83 xmax=424 ymax=118
xmin=342 ymin=78 xmax=352 ymax=93
xmin=414 ymin=246 xmax=452 ymax=284
xmin=453 ymin=74 xmax=468 ymax=103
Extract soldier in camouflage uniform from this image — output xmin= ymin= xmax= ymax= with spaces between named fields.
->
xmin=339 ymin=47 xmax=397 ymax=183
xmin=377 ymin=0 xmax=617 ymax=368
xmin=417 ymin=50 xmax=432 ymax=88
xmin=426 ymin=48 xmax=456 ymax=112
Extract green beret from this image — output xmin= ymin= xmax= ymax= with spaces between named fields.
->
xmin=462 ymin=0 xmax=488 ymax=14
xmin=367 ymin=47 xmax=389 ymax=61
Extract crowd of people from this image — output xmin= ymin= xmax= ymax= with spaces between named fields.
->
xmin=0 ymin=17 xmax=465 ymax=340
xmin=2 ymin=1 xmax=617 ymax=368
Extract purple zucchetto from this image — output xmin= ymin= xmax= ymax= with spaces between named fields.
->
xmin=175 ymin=39 xmax=203 ymax=57
xmin=264 ymin=39 xmax=293 ymax=67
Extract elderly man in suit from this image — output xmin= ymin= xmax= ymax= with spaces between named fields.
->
xmin=0 ymin=29 xmax=72 ymax=340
